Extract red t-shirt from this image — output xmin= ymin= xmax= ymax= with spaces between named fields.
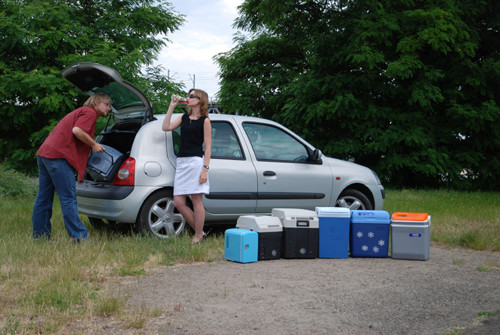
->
xmin=37 ymin=105 xmax=98 ymax=181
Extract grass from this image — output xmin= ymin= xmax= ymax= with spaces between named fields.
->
xmin=0 ymin=166 xmax=498 ymax=333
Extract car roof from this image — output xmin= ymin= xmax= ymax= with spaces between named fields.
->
xmin=62 ymin=62 xmax=154 ymax=124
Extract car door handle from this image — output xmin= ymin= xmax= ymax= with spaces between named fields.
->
xmin=263 ymin=171 xmax=276 ymax=176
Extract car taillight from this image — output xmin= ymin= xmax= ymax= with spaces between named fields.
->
xmin=113 ymin=158 xmax=135 ymax=186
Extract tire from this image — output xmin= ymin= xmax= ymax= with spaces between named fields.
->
xmin=336 ymin=189 xmax=373 ymax=210
xmin=137 ymin=189 xmax=186 ymax=239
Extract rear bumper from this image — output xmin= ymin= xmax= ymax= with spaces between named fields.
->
xmin=76 ymin=181 xmax=133 ymax=200
xmin=76 ymin=183 xmax=159 ymax=223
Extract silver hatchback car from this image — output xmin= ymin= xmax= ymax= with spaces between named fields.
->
xmin=64 ymin=63 xmax=385 ymax=239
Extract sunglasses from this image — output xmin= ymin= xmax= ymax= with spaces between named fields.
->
xmin=188 ymin=94 xmax=200 ymax=99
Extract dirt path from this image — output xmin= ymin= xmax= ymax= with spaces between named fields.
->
xmin=76 ymin=245 xmax=499 ymax=334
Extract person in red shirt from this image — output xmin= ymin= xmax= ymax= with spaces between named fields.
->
xmin=32 ymin=92 xmax=111 ymax=241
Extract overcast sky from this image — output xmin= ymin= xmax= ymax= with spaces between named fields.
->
xmin=154 ymin=0 xmax=244 ymax=100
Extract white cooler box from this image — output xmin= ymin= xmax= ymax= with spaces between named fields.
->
xmin=237 ymin=215 xmax=283 ymax=260
xmin=271 ymin=208 xmax=319 ymax=259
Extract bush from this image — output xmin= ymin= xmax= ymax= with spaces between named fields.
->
xmin=0 ymin=164 xmax=38 ymax=198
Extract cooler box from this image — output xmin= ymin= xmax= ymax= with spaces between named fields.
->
xmin=350 ymin=210 xmax=390 ymax=258
xmin=271 ymin=208 xmax=319 ymax=259
xmin=236 ymin=215 xmax=282 ymax=260
xmin=86 ymin=145 xmax=126 ymax=182
xmin=224 ymin=228 xmax=258 ymax=263
xmin=391 ymin=212 xmax=431 ymax=260
xmin=315 ymin=207 xmax=351 ymax=259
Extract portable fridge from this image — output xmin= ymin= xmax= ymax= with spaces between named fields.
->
xmin=350 ymin=210 xmax=390 ymax=258
xmin=271 ymin=208 xmax=319 ymax=259
xmin=86 ymin=144 xmax=126 ymax=182
xmin=391 ymin=212 xmax=431 ymax=260
xmin=224 ymin=228 xmax=258 ymax=263
xmin=315 ymin=207 xmax=351 ymax=259
xmin=236 ymin=215 xmax=283 ymax=260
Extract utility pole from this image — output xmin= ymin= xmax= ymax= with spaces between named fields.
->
xmin=189 ymin=74 xmax=196 ymax=88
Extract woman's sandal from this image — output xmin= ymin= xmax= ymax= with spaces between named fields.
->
xmin=192 ymin=227 xmax=212 ymax=244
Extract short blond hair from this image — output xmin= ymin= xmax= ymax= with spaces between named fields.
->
xmin=84 ymin=92 xmax=111 ymax=108
xmin=188 ymin=88 xmax=209 ymax=116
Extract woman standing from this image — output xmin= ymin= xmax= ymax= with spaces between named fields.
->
xmin=162 ymin=89 xmax=212 ymax=243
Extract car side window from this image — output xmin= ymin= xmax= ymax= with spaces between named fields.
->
xmin=211 ymin=121 xmax=244 ymax=160
xmin=242 ymin=122 xmax=310 ymax=162
xmin=173 ymin=121 xmax=244 ymax=160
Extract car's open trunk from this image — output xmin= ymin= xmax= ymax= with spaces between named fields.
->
xmin=97 ymin=119 xmax=143 ymax=155
xmin=85 ymin=119 xmax=143 ymax=182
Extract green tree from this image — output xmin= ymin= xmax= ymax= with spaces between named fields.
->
xmin=216 ymin=0 xmax=500 ymax=190
xmin=0 ymin=0 xmax=184 ymax=173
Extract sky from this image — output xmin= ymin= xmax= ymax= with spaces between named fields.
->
xmin=154 ymin=0 xmax=244 ymax=100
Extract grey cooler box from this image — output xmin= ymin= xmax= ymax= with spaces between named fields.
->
xmin=86 ymin=144 xmax=126 ymax=182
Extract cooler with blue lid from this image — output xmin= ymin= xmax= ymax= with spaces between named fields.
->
xmin=224 ymin=228 xmax=258 ymax=263
xmin=86 ymin=144 xmax=126 ymax=182
xmin=350 ymin=210 xmax=390 ymax=258
xmin=236 ymin=215 xmax=282 ymax=260
xmin=271 ymin=208 xmax=319 ymax=259
xmin=391 ymin=212 xmax=431 ymax=260
xmin=315 ymin=207 xmax=351 ymax=259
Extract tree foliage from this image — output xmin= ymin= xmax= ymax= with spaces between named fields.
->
xmin=216 ymin=0 xmax=500 ymax=190
xmin=0 ymin=0 xmax=184 ymax=173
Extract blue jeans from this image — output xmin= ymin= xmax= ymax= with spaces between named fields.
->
xmin=32 ymin=157 xmax=88 ymax=241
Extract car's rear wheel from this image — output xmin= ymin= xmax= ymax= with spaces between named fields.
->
xmin=336 ymin=189 xmax=372 ymax=210
xmin=137 ymin=190 xmax=186 ymax=239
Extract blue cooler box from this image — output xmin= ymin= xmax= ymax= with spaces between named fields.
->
xmin=316 ymin=207 xmax=351 ymax=259
xmin=350 ymin=210 xmax=390 ymax=258
xmin=236 ymin=215 xmax=282 ymax=260
xmin=224 ymin=228 xmax=258 ymax=263
xmin=272 ymin=208 xmax=319 ymax=259
xmin=86 ymin=144 xmax=126 ymax=182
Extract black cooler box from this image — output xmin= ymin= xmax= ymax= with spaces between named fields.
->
xmin=271 ymin=208 xmax=319 ymax=259
xmin=86 ymin=145 xmax=126 ymax=182
xmin=236 ymin=215 xmax=283 ymax=260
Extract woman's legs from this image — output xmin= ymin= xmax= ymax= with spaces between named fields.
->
xmin=174 ymin=194 xmax=206 ymax=242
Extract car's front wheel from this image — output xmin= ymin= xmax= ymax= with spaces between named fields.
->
xmin=336 ymin=189 xmax=373 ymax=210
xmin=137 ymin=189 xmax=186 ymax=239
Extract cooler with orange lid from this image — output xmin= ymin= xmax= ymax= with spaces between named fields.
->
xmin=391 ymin=212 xmax=431 ymax=260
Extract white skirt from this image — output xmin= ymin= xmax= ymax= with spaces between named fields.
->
xmin=174 ymin=156 xmax=210 ymax=196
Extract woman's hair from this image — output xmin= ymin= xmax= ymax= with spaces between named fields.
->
xmin=84 ymin=92 xmax=111 ymax=108
xmin=188 ymin=88 xmax=209 ymax=117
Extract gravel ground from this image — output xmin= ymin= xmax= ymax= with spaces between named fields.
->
xmin=73 ymin=245 xmax=499 ymax=335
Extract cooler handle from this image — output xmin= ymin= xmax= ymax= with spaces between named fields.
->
xmin=296 ymin=220 xmax=309 ymax=227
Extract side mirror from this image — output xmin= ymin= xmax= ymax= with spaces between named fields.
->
xmin=310 ymin=149 xmax=323 ymax=163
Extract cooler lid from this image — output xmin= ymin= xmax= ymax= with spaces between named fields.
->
xmin=351 ymin=210 xmax=390 ymax=224
xmin=315 ymin=207 xmax=350 ymax=218
xmin=236 ymin=215 xmax=282 ymax=232
xmin=391 ymin=212 xmax=429 ymax=222
xmin=271 ymin=208 xmax=319 ymax=228
xmin=271 ymin=208 xmax=318 ymax=219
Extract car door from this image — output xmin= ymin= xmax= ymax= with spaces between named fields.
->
xmin=241 ymin=122 xmax=333 ymax=213
xmin=202 ymin=121 xmax=258 ymax=214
